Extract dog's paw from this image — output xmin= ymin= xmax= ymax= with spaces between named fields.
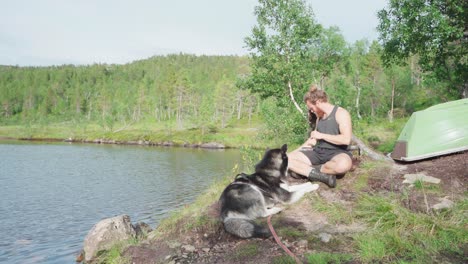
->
xmin=265 ymin=206 xmax=283 ymax=216
xmin=310 ymin=183 xmax=319 ymax=191
xmin=303 ymin=182 xmax=319 ymax=192
xmin=280 ymin=183 xmax=290 ymax=191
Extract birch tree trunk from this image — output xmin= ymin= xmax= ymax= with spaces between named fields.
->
xmin=355 ymin=83 xmax=362 ymax=119
xmin=237 ymin=93 xmax=243 ymax=120
xmin=388 ymin=78 xmax=395 ymax=122
xmin=288 ymin=81 xmax=304 ymax=116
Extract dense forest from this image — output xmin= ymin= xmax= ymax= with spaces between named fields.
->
xmin=0 ymin=44 xmax=458 ymax=136
xmin=0 ymin=55 xmax=253 ymax=132
xmin=1 ymin=0 xmax=465 ymax=146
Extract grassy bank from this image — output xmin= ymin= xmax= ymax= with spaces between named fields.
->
xmin=0 ymin=117 xmax=271 ymax=149
xmin=0 ymin=116 xmax=408 ymax=153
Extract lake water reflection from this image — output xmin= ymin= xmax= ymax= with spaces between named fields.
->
xmin=0 ymin=140 xmax=241 ymax=263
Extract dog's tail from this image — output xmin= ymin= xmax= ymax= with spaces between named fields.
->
xmin=223 ymin=217 xmax=271 ymax=238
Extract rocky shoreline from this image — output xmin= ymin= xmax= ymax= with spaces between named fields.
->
xmin=5 ymin=136 xmax=228 ymax=149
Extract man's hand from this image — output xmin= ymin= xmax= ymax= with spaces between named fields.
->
xmin=301 ymin=137 xmax=316 ymax=148
xmin=310 ymin=130 xmax=323 ymax=140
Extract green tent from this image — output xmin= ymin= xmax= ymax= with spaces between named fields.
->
xmin=391 ymin=98 xmax=468 ymax=161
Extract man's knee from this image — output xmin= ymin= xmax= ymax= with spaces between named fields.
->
xmin=330 ymin=155 xmax=352 ymax=174
xmin=334 ymin=162 xmax=352 ymax=174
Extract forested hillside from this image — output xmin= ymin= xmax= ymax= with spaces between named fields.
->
xmin=0 ymin=55 xmax=253 ymax=132
xmin=0 ymin=47 xmax=457 ymax=130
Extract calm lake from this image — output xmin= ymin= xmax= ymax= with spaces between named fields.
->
xmin=0 ymin=140 xmax=242 ymax=264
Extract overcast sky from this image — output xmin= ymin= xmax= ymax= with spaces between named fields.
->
xmin=0 ymin=0 xmax=387 ymax=66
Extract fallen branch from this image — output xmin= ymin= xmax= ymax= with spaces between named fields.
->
xmin=352 ymin=134 xmax=394 ymax=162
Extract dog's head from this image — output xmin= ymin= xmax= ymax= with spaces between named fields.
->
xmin=255 ymin=144 xmax=288 ymax=178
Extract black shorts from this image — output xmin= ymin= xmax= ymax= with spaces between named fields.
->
xmin=300 ymin=147 xmax=352 ymax=165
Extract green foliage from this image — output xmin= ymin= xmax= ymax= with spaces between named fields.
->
xmin=315 ymin=26 xmax=348 ymax=82
xmin=0 ymin=55 xmax=255 ymax=131
xmin=238 ymin=145 xmax=264 ymax=171
xmin=377 ymin=0 xmax=467 ymax=98
xmin=242 ymin=0 xmax=323 ymax=114
xmin=258 ymin=97 xmax=308 ymax=145
xmin=353 ymin=117 xmax=408 ymax=153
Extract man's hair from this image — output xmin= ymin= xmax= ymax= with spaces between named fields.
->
xmin=303 ymin=84 xmax=328 ymax=104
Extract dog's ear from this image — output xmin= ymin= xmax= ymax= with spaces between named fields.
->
xmin=281 ymin=144 xmax=287 ymax=153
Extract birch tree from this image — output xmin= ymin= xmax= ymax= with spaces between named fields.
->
xmin=242 ymin=0 xmax=322 ymax=116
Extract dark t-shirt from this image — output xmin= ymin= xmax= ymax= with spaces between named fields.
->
xmin=316 ymin=105 xmax=348 ymax=150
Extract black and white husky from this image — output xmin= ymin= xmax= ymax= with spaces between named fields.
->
xmin=219 ymin=144 xmax=318 ymax=238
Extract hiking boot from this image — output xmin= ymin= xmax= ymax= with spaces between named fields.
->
xmin=308 ymin=165 xmax=336 ymax=188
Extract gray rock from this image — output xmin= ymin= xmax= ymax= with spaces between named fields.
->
xmin=432 ymin=197 xmax=454 ymax=211
xmin=200 ymin=142 xmax=225 ymax=149
xmin=182 ymin=244 xmax=196 ymax=252
xmin=134 ymin=222 xmax=153 ymax=239
xmin=162 ymin=141 xmax=174 ymax=146
xmin=318 ymin=232 xmax=332 ymax=243
xmin=403 ymin=173 xmax=441 ymax=184
xmin=82 ymin=215 xmax=136 ymax=262
xmin=296 ymin=239 xmax=308 ymax=248
xmin=167 ymin=241 xmax=182 ymax=249
xmin=202 ymin=247 xmax=210 ymax=253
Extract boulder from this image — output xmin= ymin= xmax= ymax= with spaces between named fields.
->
xmin=134 ymin=221 xmax=153 ymax=239
xmin=432 ymin=196 xmax=454 ymax=211
xmin=82 ymin=215 xmax=136 ymax=262
xmin=200 ymin=142 xmax=225 ymax=149
xmin=402 ymin=173 xmax=441 ymax=185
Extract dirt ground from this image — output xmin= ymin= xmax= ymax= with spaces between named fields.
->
xmin=122 ymin=151 xmax=467 ymax=264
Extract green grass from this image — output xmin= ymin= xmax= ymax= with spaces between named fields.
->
xmin=413 ymin=179 xmax=442 ymax=193
xmin=354 ymin=170 xmax=370 ymax=191
xmin=352 ymin=194 xmax=468 ymax=263
xmin=277 ymin=226 xmax=306 ymax=240
xmin=91 ymin=238 xmax=138 ymax=264
xmin=0 ymin=119 xmax=271 ymax=149
xmin=272 ymin=255 xmax=297 ymax=264
xmin=309 ymin=195 xmax=353 ymax=225
xmin=0 ymin=116 xmax=409 ymax=153
xmin=229 ymin=242 xmax=259 ymax=261
xmin=305 ymin=252 xmax=353 ymax=264
xmin=353 ymin=117 xmax=408 ymax=153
